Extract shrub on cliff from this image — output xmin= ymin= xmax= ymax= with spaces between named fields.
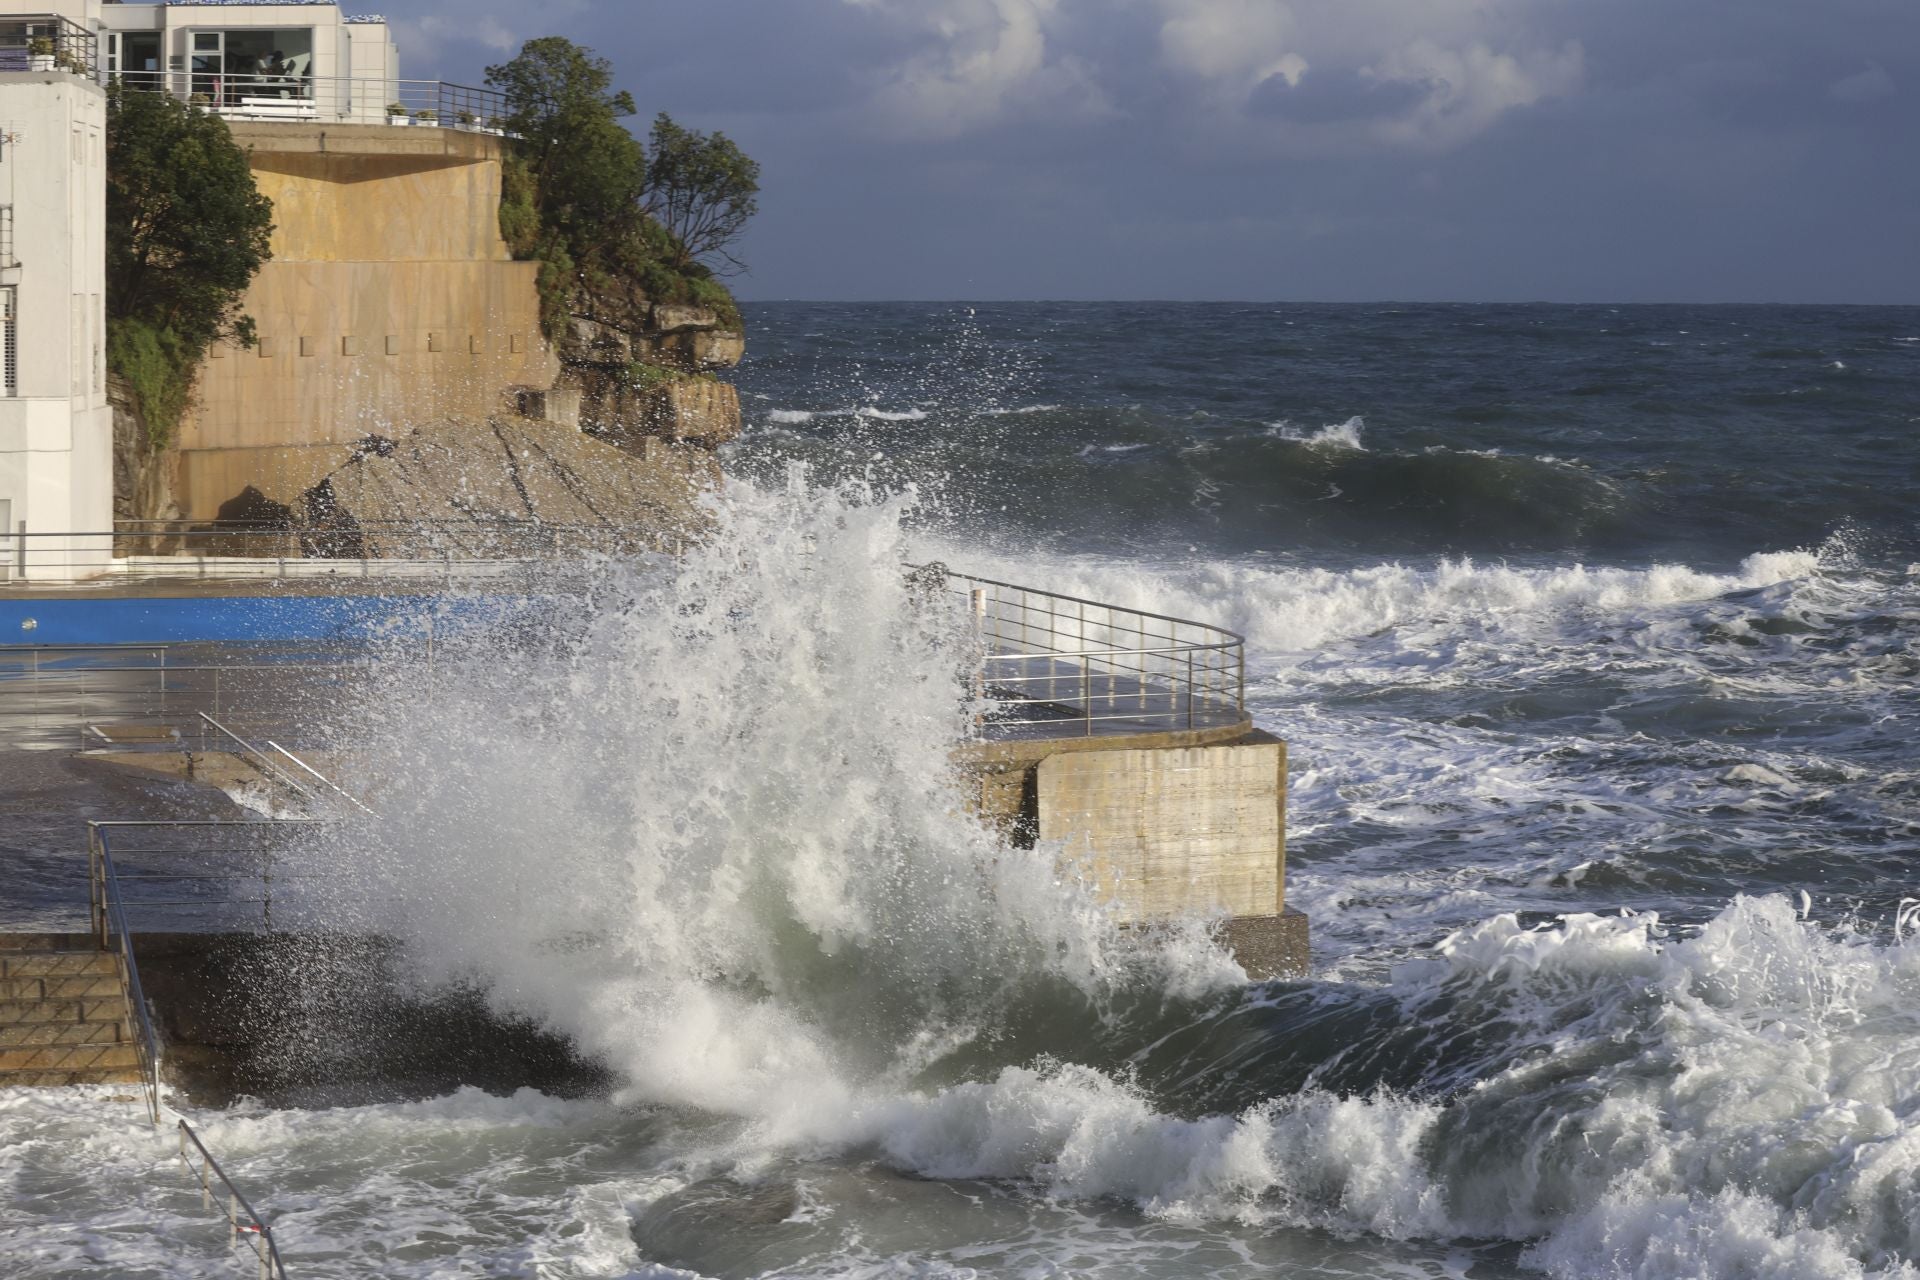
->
xmin=104 ymin=83 xmax=274 ymax=447
xmin=486 ymin=37 xmax=755 ymax=339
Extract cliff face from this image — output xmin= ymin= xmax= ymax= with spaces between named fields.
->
xmin=557 ymin=288 xmax=745 ymax=448
xmin=111 ymin=127 xmax=749 ymax=538
xmin=108 ymin=374 xmax=183 ymax=542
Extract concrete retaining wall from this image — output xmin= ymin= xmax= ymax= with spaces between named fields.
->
xmin=1038 ymin=739 xmax=1284 ymax=921
xmin=177 ymin=125 xmax=560 ymax=521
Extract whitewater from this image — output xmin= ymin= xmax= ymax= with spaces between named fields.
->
xmin=5 ymin=301 xmax=1919 ymax=1279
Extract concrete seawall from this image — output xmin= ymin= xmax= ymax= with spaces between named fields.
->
xmin=959 ymin=722 xmax=1307 ymax=977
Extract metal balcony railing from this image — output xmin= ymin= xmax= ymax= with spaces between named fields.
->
xmin=0 ymin=14 xmax=97 ymax=77
xmin=0 ymin=205 xmax=13 ymax=270
xmin=108 ymin=68 xmax=508 ymax=132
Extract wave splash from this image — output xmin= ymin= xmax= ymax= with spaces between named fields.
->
xmin=321 ymin=476 xmax=1233 ymax=1136
xmin=288 ymin=480 xmax=1918 ymax=1279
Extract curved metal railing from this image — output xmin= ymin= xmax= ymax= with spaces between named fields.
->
xmin=934 ymin=566 xmax=1246 ymax=737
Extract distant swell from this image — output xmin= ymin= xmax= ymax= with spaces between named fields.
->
xmin=737 ymin=406 xmax=1635 ymax=555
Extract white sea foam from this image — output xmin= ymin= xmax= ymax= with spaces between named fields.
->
xmin=922 ymin=542 xmax=1824 ymax=656
xmin=768 ymin=406 xmax=929 ymax=424
xmin=119 ymin=897 xmax=1920 ymax=1278
xmin=1267 ymin=415 xmax=1367 ymax=451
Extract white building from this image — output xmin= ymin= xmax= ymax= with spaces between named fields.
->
xmin=13 ymin=2 xmax=401 ymax=125
xmin=0 ymin=15 xmax=107 ymax=579
xmin=88 ymin=0 xmax=399 ymax=126
xmin=0 ymin=1 xmax=404 ymax=578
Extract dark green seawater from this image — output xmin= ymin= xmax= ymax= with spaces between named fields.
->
xmin=732 ymin=301 xmax=1920 ymax=566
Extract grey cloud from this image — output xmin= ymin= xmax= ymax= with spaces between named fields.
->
xmin=371 ymin=0 xmax=1920 ymax=302
xmin=1831 ymin=64 xmax=1895 ymax=104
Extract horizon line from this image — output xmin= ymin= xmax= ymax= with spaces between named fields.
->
xmin=731 ymin=297 xmax=1920 ymax=308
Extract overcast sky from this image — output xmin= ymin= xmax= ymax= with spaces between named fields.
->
xmin=381 ymin=0 xmax=1918 ymax=304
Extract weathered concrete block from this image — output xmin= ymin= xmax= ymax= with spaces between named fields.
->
xmin=518 ymin=387 xmax=582 ymax=427
xmin=648 ymin=377 xmax=740 ymax=446
xmin=1221 ymin=909 xmax=1310 ymax=979
xmin=1037 ymin=740 xmax=1285 ymax=922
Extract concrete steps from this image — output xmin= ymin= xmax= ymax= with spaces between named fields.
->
xmin=0 ymin=939 xmax=145 ymax=1090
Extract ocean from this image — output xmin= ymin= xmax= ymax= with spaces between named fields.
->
xmin=5 ymin=301 xmax=1920 ymax=1278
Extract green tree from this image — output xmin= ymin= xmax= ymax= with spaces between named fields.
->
xmin=643 ymin=113 xmax=760 ymax=274
xmin=485 ymin=36 xmax=756 ymax=338
xmin=486 ymin=37 xmax=645 ymax=258
xmin=105 ymin=82 xmax=274 ymax=444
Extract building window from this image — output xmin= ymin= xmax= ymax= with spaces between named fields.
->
xmin=189 ymin=29 xmax=314 ymax=107
xmin=2 ymin=288 xmax=15 ymax=397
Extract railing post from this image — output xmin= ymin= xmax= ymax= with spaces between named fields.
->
xmin=88 ymin=826 xmax=105 ymax=948
xmin=1186 ymin=652 xmax=1195 ymax=729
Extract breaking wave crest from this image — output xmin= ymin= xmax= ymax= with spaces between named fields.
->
xmin=930 ymin=541 xmax=1825 ymax=654
xmin=834 ymin=895 xmax=1920 ymax=1279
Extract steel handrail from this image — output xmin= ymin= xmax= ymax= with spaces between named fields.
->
xmin=90 ymin=819 xmax=314 ymax=1274
xmin=933 ymin=564 xmax=1247 ymax=735
xmin=935 ymin=564 xmax=1249 ymax=644
xmin=981 ymin=640 xmax=1241 ymax=661
xmin=267 ymin=742 xmax=377 ymax=816
xmin=86 ymin=824 xmax=164 ymax=1124
xmin=178 ymin=1119 xmax=290 ymax=1279
xmin=196 ymin=713 xmax=317 ymax=806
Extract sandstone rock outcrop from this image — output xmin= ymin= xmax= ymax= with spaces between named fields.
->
xmin=291 ymin=414 xmax=720 ymax=558
xmin=553 ymin=284 xmax=746 ymax=448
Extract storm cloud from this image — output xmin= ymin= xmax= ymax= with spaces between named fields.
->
xmin=381 ymin=0 xmax=1918 ymax=302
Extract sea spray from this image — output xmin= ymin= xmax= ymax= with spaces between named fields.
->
xmin=312 ymin=475 xmax=1238 ymax=1136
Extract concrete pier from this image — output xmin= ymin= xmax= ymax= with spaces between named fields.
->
xmin=955 ymin=722 xmax=1307 ymax=978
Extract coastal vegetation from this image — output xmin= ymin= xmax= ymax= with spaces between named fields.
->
xmin=103 ymin=84 xmax=274 ymax=447
xmin=485 ymin=37 xmax=757 ymax=341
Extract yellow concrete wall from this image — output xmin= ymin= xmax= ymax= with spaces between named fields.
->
xmin=1037 ymin=741 xmax=1286 ymax=922
xmin=176 ymin=124 xmax=561 ymax=521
